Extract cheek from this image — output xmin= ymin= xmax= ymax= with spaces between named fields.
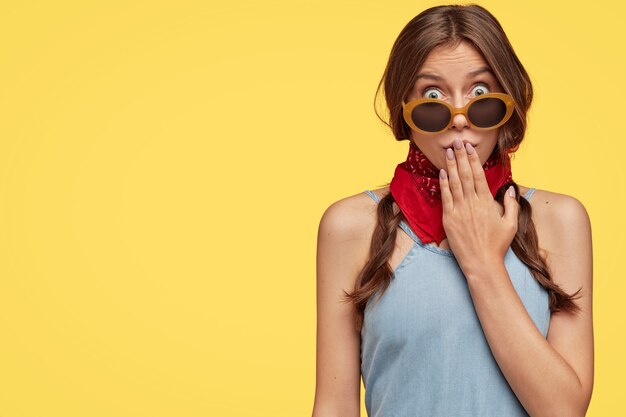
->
xmin=410 ymin=136 xmax=448 ymax=169
xmin=475 ymin=146 xmax=486 ymax=166
xmin=477 ymin=136 xmax=499 ymax=164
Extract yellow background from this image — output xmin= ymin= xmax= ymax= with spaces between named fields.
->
xmin=0 ymin=1 xmax=622 ymax=416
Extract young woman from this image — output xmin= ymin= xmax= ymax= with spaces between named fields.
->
xmin=312 ymin=5 xmax=593 ymax=417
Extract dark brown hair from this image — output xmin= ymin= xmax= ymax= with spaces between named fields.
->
xmin=343 ymin=4 xmax=582 ymax=331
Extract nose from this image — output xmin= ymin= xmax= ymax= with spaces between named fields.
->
xmin=450 ymin=112 xmax=469 ymax=131
xmin=450 ymin=98 xmax=470 ymax=131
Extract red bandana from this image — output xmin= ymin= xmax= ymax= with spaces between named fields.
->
xmin=389 ymin=140 xmax=513 ymax=245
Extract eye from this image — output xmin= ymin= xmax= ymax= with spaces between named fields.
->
xmin=471 ymin=83 xmax=490 ymax=96
xmin=422 ymin=87 xmax=443 ymax=99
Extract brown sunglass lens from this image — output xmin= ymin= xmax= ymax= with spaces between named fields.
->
xmin=411 ymin=102 xmax=451 ymax=132
xmin=468 ymin=97 xmax=507 ymax=128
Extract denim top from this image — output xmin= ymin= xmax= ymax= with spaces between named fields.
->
xmin=360 ymin=187 xmax=549 ymax=417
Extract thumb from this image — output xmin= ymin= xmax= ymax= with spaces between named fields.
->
xmin=503 ymin=185 xmax=520 ymax=229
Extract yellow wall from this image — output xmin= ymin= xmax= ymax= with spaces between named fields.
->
xmin=0 ymin=1 xmax=621 ymax=416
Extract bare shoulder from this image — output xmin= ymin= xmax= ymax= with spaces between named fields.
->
xmin=319 ymin=190 xmax=380 ymax=241
xmin=316 ymin=191 xmax=381 ymax=285
xmin=528 ymin=188 xmax=590 ymax=230
xmin=527 ymin=188 xmax=592 ymax=264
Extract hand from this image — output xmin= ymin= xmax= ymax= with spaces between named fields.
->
xmin=439 ymin=139 xmax=519 ymax=277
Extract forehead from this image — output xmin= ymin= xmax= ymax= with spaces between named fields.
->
xmin=418 ymin=41 xmax=491 ymax=76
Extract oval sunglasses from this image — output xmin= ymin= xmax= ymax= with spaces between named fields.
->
xmin=402 ymin=92 xmax=515 ymax=134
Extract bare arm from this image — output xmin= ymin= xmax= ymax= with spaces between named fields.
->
xmin=312 ymin=199 xmax=372 ymax=417
xmin=465 ymin=195 xmax=593 ymax=417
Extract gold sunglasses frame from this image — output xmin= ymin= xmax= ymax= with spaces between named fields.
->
xmin=401 ymin=92 xmax=515 ymax=134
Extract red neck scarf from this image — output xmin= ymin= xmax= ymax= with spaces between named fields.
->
xmin=389 ymin=141 xmax=513 ymax=245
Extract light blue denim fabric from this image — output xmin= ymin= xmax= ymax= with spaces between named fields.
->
xmin=360 ymin=187 xmax=549 ymax=417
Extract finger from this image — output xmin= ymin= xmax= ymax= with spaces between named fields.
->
xmin=503 ymin=185 xmax=520 ymax=229
xmin=445 ymin=147 xmax=464 ymax=201
xmin=453 ymin=139 xmax=475 ymax=198
xmin=464 ymin=142 xmax=491 ymax=198
xmin=439 ymin=168 xmax=454 ymax=212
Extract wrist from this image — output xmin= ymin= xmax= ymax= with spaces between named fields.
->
xmin=462 ymin=258 xmax=507 ymax=283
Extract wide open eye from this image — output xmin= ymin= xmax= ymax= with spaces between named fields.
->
xmin=422 ymin=88 xmax=443 ymax=99
xmin=470 ymin=83 xmax=490 ymax=96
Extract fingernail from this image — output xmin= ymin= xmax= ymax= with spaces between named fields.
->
xmin=453 ymin=139 xmax=463 ymax=150
xmin=508 ymin=185 xmax=515 ymax=197
xmin=465 ymin=142 xmax=475 ymax=154
xmin=446 ymin=148 xmax=455 ymax=160
xmin=440 ymin=168 xmax=447 ymax=179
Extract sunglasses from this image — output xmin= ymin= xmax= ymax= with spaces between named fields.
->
xmin=401 ymin=92 xmax=515 ymax=134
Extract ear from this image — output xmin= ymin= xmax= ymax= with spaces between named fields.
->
xmin=508 ymin=144 xmax=520 ymax=153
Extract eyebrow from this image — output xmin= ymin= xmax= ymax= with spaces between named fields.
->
xmin=416 ymin=66 xmax=494 ymax=81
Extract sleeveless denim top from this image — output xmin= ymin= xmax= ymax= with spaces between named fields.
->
xmin=360 ymin=187 xmax=550 ymax=417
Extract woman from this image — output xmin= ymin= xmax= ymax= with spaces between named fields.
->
xmin=312 ymin=4 xmax=593 ymax=417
